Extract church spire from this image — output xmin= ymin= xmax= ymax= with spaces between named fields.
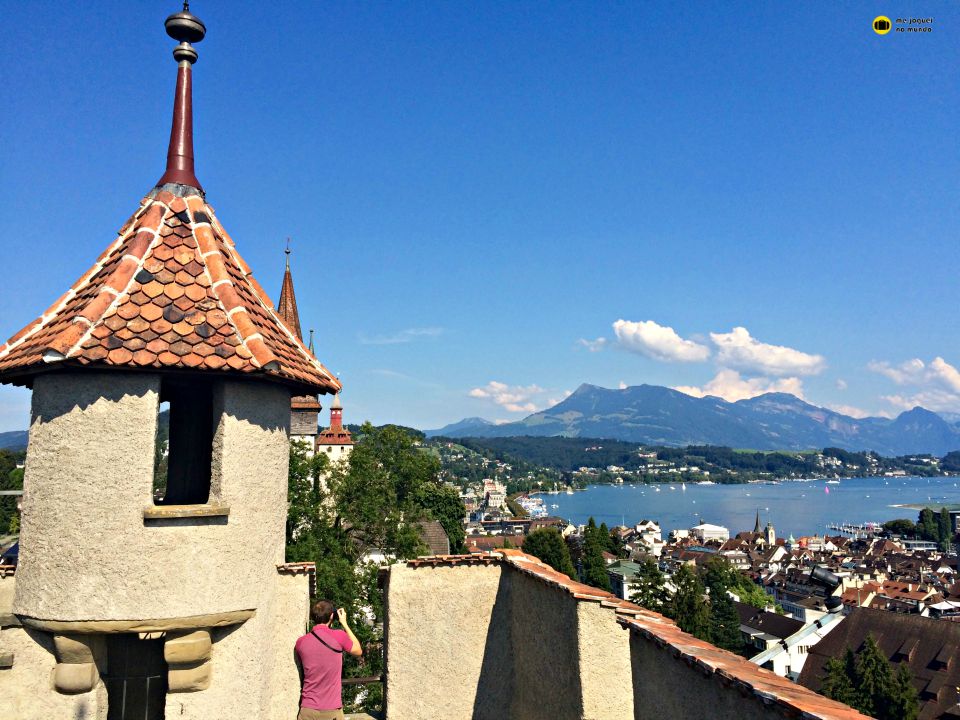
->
xmin=156 ymin=3 xmax=205 ymax=191
xmin=277 ymin=239 xmax=303 ymax=339
xmin=754 ymin=509 xmax=762 ymax=534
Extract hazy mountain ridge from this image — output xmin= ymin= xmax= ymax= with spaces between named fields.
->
xmin=426 ymin=384 xmax=960 ymax=455
xmin=0 ymin=431 xmax=28 ymax=452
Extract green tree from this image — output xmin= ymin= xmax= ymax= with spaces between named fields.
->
xmin=629 ymin=557 xmax=667 ymax=612
xmin=939 ymin=507 xmax=953 ymax=550
xmin=598 ymin=521 xmax=620 ymax=556
xmin=918 ymin=508 xmax=938 ymax=542
xmin=888 ymin=662 xmax=920 ymax=720
xmin=820 ymin=650 xmax=857 ymax=706
xmin=413 ymin=482 xmax=466 ymax=553
xmin=666 ymin=564 xmax=710 ymax=639
xmin=286 ymin=423 xmax=465 ymax=712
xmin=0 ymin=452 xmax=23 ymax=534
xmin=702 ymin=555 xmax=735 ymax=594
xmin=708 ymin=589 xmax=744 ymax=654
xmin=820 ymin=640 xmax=917 ymax=720
xmin=854 ymin=635 xmax=894 ymax=718
xmin=882 ymin=518 xmax=916 ymax=537
xmin=581 ymin=517 xmax=612 ymax=591
xmin=522 ymin=528 xmax=576 ymax=578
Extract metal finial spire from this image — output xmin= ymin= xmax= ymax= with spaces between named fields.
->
xmin=308 ymin=329 xmax=315 ymax=354
xmin=164 ymin=3 xmax=205 ymax=64
xmin=157 ymin=3 xmax=206 ymax=190
xmin=285 ymin=237 xmax=291 ymax=268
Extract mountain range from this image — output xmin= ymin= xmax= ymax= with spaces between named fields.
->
xmin=426 ymin=384 xmax=960 ymax=456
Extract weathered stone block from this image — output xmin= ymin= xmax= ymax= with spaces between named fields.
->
xmin=168 ymin=661 xmax=212 ymax=692
xmin=53 ymin=661 xmax=97 ymax=693
xmin=53 ymin=634 xmax=101 ymax=664
xmin=0 ymin=650 xmax=13 ymax=668
xmin=164 ymin=629 xmax=212 ymax=664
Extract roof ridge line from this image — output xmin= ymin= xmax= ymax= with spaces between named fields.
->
xmin=188 ymin=199 xmax=276 ymax=370
xmin=0 ymin=201 xmax=170 ymax=363
xmin=187 ymin=195 xmax=336 ymax=383
xmin=56 ymin=204 xmax=172 ymax=361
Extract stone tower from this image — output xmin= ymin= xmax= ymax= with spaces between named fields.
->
xmin=0 ymin=7 xmax=339 ymax=719
xmin=277 ymin=244 xmax=322 ymax=451
xmin=316 ymin=393 xmax=354 ymax=463
xmin=765 ymin=519 xmax=776 ymax=546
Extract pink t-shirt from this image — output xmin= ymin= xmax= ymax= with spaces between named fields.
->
xmin=295 ymin=625 xmax=354 ymax=711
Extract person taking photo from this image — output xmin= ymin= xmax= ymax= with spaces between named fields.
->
xmin=295 ymin=600 xmax=363 ymax=720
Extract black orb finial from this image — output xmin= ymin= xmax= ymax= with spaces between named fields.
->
xmin=165 ymin=3 xmax=206 ymax=64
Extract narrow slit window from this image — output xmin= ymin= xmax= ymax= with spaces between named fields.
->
xmin=154 ymin=379 xmax=213 ymax=505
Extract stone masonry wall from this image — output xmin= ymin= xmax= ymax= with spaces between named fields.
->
xmin=385 ymin=560 xmax=509 ymax=720
xmin=386 ymin=551 xmax=871 ymax=720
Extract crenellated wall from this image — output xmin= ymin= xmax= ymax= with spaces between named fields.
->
xmin=385 ymin=550 xmax=870 ymax=720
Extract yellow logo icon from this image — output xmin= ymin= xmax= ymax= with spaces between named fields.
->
xmin=873 ymin=16 xmax=892 ymax=34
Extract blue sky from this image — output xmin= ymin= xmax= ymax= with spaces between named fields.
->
xmin=1 ymin=1 xmax=958 ymax=432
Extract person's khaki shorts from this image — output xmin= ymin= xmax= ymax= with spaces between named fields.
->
xmin=297 ymin=708 xmax=344 ymax=720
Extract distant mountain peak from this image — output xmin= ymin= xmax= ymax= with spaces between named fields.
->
xmin=424 ymin=381 xmax=960 ymax=454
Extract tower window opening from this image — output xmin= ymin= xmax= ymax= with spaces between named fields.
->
xmin=153 ymin=379 xmax=213 ymax=505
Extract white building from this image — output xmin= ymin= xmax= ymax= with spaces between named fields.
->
xmin=690 ymin=523 xmax=730 ymax=543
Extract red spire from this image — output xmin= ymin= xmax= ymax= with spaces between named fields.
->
xmin=156 ymin=5 xmax=206 ymax=191
xmin=277 ymin=242 xmax=303 ymax=339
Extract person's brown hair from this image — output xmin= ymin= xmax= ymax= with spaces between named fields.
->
xmin=312 ymin=599 xmax=335 ymax=624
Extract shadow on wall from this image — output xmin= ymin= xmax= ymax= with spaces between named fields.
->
xmin=471 ymin=574 xmax=513 ymax=720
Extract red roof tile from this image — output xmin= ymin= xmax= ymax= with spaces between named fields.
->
xmin=0 ymin=190 xmax=340 ymax=395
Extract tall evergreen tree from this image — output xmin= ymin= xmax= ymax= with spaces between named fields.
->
xmin=939 ymin=507 xmax=953 ymax=550
xmin=888 ymin=662 xmax=920 ymax=720
xmin=581 ymin=517 xmax=612 ymax=591
xmin=820 ymin=641 xmax=918 ymax=720
xmin=666 ymin=564 xmax=710 ymax=639
xmin=918 ymin=508 xmax=938 ymax=542
xmin=523 ymin=528 xmax=576 ymax=578
xmin=708 ymin=589 xmax=744 ymax=654
xmin=853 ymin=635 xmax=894 ymax=718
xmin=820 ymin=652 xmax=857 ymax=706
xmin=629 ymin=557 xmax=667 ymax=612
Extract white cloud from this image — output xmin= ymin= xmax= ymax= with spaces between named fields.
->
xmin=469 ymin=381 xmax=546 ymax=413
xmin=710 ymin=327 xmax=825 ymax=376
xmin=825 ymin=403 xmax=877 ymax=419
xmin=613 ymin=319 xmax=710 ymax=363
xmin=618 ymin=381 xmax=628 ymax=390
xmin=358 ymin=327 xmax=444 ymax=345
xmin=867 ymin=358 xmax=927 ymax=385
xmin=577 ymin=337 xmax=608 ymax=352
xmin=870 ymin=357 xmax=960 ymax=413
xmin=546 ymin=390 xmax=573 ymax=406
xmin=673 ymin=369 xmax=805 ymax=403
xmin=835 ymin=379 xmax=848 ymax=391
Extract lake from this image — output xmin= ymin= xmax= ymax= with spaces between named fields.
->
xmin=540 ymin=476 xmax=960 ymax=539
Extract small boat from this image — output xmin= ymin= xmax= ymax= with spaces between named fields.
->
xmin=681 ymin=483 xmax=687 ymax=491
xmin=826 ymin=480 xmax=840 ymax=485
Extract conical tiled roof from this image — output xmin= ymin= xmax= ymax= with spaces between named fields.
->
xmin=0 ymin=187 xmax=340 ymax=395
xmin=277 ymin=256 xmax=302 ymax=339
